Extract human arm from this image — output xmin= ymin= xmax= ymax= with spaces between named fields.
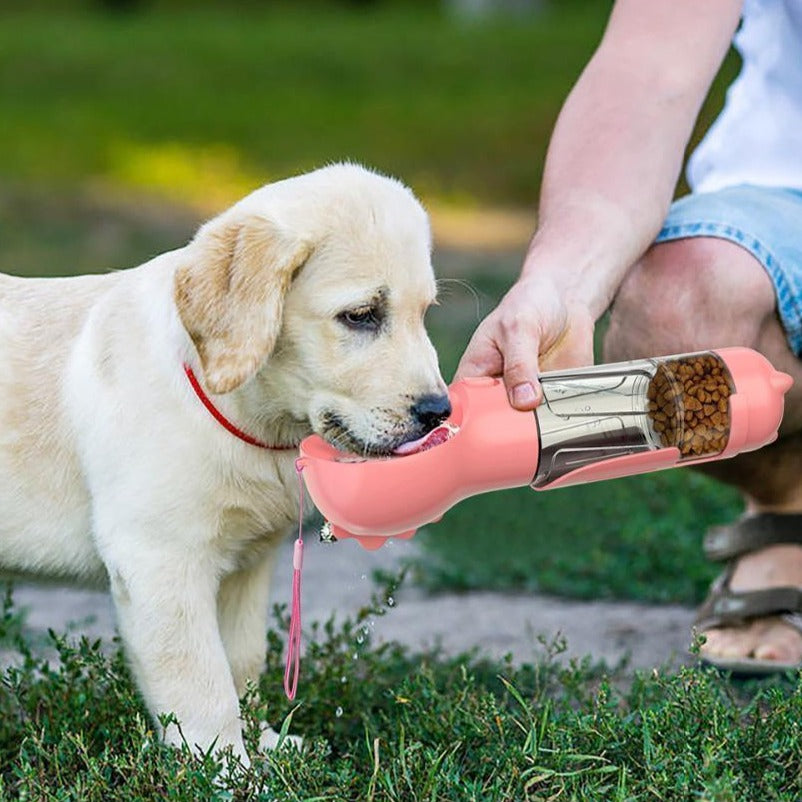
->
xmin=455 ymin=0 xmax=743 ymax=408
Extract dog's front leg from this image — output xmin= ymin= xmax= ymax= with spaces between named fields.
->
xmin=217 ymin=542 xmax=282 ymax=697
xmin=102 ymin=542 xmax=249 ymax=764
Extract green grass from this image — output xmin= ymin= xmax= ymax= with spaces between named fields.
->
xmin=2 ymin=586 xmax=801 ymax=801
xmin=0 ymin=3 xmax=601 ymax=205
xmin=0 ymin=3 xmax=738 ymax=208
xmin=412 ymin=471 xmax=741 ymax=605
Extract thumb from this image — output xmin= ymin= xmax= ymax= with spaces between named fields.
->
xmin=502 ymin=342 xmax=541 ymax=410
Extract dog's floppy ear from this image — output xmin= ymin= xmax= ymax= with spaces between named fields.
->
xmin=174 ymin=214 xmax=312 ymax=394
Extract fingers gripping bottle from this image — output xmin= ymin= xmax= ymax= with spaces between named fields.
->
xmin=298 ymin=348 xmax=793 ymax=550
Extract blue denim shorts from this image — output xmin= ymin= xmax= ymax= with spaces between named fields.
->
xmin=655 ymin=184 xmax=802 ymax=357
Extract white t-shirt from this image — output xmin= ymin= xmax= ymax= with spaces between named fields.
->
xmin=687 ymin=0 xmax=802 ymax=193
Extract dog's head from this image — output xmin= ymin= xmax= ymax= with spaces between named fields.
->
xmin=174 ymin=163 xmax=449 ymax=456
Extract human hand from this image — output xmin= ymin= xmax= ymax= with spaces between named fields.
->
xmin=454 ymin=274 xmax=595 ymax=410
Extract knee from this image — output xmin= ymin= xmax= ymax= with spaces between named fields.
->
xmin=604 ymin=237 xmax=776 ymax=362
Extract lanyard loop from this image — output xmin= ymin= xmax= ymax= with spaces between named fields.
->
xmin=284 ymin=460 xmax=307 ymax=700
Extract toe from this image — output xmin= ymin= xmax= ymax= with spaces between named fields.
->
xmin=751 ymin=618 xmax=802 ymax=663
xmin=700 ymin=625 xmax=752 ymax=658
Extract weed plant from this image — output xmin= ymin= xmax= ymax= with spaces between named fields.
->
xmin=1 ymin=583 xmax=800 ymax=801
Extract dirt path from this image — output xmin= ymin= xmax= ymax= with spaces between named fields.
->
xmin=6 ymin=534 xmax=696 ymax=674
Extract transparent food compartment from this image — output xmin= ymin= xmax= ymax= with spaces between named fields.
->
xmin=532 ymin=352 xmax=734 ymax=487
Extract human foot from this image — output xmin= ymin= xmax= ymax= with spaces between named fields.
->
xmin=696 ymin=517 xmax=802 ymax=671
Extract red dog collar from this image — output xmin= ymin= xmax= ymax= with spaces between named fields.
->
xmin=183 ymin=363 xmax=298 ymax=451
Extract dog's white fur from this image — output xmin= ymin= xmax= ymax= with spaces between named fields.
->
xmin=0 ymin=163 xmax=446 ymax=762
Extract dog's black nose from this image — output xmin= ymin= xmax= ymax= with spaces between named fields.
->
xmin=411 ymin=394 xmax=452 ymax=430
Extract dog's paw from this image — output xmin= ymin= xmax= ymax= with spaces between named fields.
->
xmin=259 ymin=723 xmax=303 ymax=752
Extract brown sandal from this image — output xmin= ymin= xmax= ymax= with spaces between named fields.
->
xmin=695 ymin=513 xmax=802 ymax=675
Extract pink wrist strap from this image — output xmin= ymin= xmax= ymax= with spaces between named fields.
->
xmin=284 ymin=460 xmax=306 ymax=700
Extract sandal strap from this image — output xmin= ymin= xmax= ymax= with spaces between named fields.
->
xmin=703 ymin=514 xmax=802 ymax=562
xmin=782 ymin=612 xmax=802 ymax=636
xmin=696 ymin=584 xmax=802 ymax=630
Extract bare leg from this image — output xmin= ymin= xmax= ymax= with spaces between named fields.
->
xmin=604 ymin=236 xmax=802 ymax=664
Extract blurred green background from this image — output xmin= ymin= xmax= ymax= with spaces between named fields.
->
xmin=0 ymin=0 xmax=743 ymax=603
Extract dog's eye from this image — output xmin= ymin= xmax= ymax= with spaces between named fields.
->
xmin=338 ymin=307 xmax=381 ymax=331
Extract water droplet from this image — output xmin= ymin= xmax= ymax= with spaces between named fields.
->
xmin=335 ymin=706 xmax=343 ymax=718
xmin=387 ymin=596 xmax=395 ymax=607
xmin=360 ymin=574 xmax=367 ymax=581
xmin=353 ymin=652 xmax=359 ymax=660
xmin=341 ymin=675 xmax=348 ymax=684
xmin=356 ymin=634 xmax=364 ymax=644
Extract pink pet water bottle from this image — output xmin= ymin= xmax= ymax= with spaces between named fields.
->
xmin=297 ymin=348 xmax=793 ymax=550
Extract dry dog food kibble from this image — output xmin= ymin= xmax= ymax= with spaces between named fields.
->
xmin=646 ymin=353 xmax=734 ymax=458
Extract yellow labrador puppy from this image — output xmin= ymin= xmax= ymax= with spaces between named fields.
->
xmin=0 ymin=163 xmax=449 ymax=763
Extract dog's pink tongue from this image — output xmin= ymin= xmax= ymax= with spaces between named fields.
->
xmin=393 ymin=424 xmax=456 ymax=456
